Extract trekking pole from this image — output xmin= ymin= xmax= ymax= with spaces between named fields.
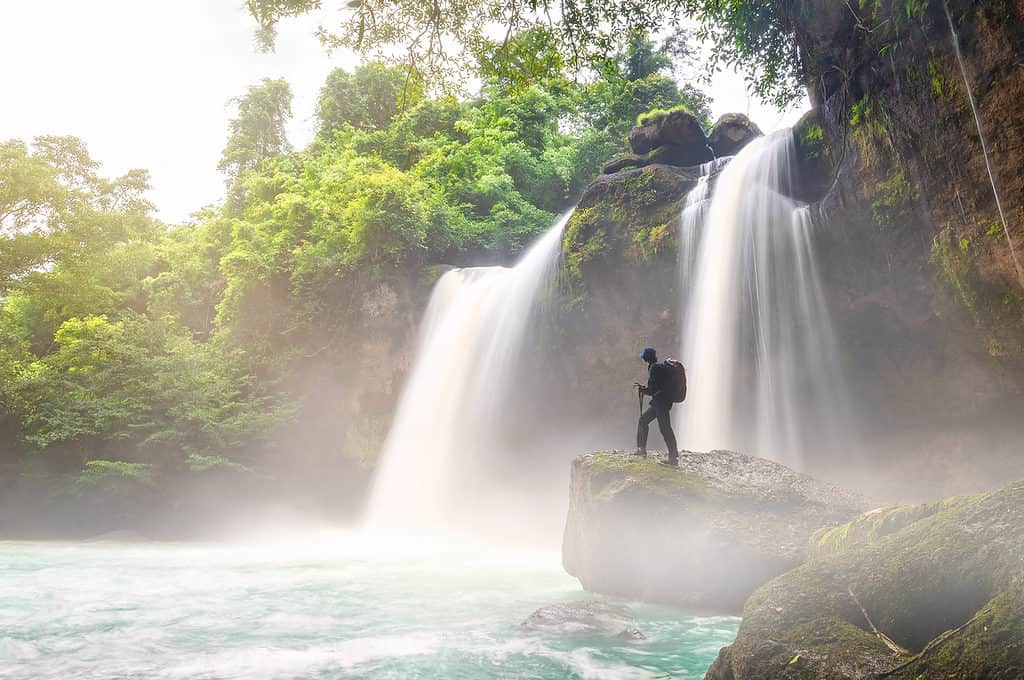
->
xmin=638 ymin=388 xmax=643 ymax=417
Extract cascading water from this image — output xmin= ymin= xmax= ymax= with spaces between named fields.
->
xmin=678 ymin=131 xmax=850 ymax=466
xmin=365 ymin=212 xmax=571 ymax=532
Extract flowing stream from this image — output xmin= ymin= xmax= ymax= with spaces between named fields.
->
xmin=678 ymin=131 xmax=850 ymax=465
xmin=366 ymin=213 xmax=571 ymax=533
xmin=0 ymin=539 xmax=738 ymax=679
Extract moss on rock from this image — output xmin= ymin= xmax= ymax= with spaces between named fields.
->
xmin=559 ymin=164 xmax=698 ymax=305
xmin=706 ymin=480 xmax=1024 ymax=679
xmin=562 ymin=451 xmax=868 ymax=613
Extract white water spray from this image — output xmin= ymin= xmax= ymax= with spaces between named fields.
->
xmin=943 ymin=2 xmax=1024 ymax=289
xmin=679 ymin=132 xmax=850 ymax=465
xmin=365 ymin=213 xmax=571 ymax=531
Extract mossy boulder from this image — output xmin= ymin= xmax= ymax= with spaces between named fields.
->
xmin=561 ymin=163 xmax=701 ymax=303
xmin=602 ymin=143 xmax=721 ymax=175
xmin=562 ymin=451 xmax=868 ymax=613
xmin=708 ymin=113 xmax=763 ymax=158
xmin=706 ymin=481 xmax=1024 ymax=679
xmin=628 ymin=108 xmax=713 ymax=166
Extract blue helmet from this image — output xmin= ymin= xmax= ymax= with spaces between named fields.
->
xmin=640 ymin=347 xmax=657 ymax=362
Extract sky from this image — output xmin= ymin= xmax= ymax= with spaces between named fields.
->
xmin=0 ymin=1 xmax=808 ymax=224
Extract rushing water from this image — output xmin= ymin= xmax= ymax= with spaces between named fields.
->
xmin=0 ymin=539 xmax=738 ymax=680
xmin=366 ymin=213 xmax=571 ymax=532
xmin=678 ymin=131 xmax=850 ymax=465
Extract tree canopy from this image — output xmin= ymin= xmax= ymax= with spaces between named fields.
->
xmin=245 ymin=0 xmax=805 ymax=108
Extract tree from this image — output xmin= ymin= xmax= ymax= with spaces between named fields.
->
xmin=316 ymin=63 xmax=424 ymax=136
xmin=218 ymin=78 xmax=294 ymax=189
xmin=0 ymin=136 xmax=154 ymax=291
xmin=246 ymin=0 xmax=805 ymax=107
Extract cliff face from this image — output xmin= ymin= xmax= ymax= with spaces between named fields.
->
xmin=788 ymin=0 xmax=1024 ymax=454
xmin=562 ymin=451 xmax=867 ymax=612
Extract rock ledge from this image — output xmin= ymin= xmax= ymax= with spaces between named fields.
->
xmin=562 ymin=451 xmax=869 ymax=612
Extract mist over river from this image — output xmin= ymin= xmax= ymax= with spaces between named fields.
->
xmin=0 ymin=537 xmax=738 ymax=679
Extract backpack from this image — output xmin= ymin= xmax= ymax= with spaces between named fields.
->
xmin=663 ymin=358 xmax=687 ymax=403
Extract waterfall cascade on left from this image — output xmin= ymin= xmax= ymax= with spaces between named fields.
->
xmin=365 ymin=212 xmax=571 ymax=532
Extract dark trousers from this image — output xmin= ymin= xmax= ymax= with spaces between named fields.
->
xmin=637 ymin=400 xmax=678 ymax=459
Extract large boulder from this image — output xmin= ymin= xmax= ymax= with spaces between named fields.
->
xmin=562 ymin=451 xmax=869 ymax=612
xmin=708 ymin=113 xmax=763 ymax=158
xmin=706 ymin=480 xmax=1024 ymax=679
xmin=627 ymin=108 xmax=713 ymax=166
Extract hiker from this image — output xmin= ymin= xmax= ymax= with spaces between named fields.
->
xmin=633 ymin=347 xmax=682 ymax=466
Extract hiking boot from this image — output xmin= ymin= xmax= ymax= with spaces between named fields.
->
xmin=631 ymin=449 xmax=647 ymax=458
xmin=657 ymin=457 xmax=679 ymax=468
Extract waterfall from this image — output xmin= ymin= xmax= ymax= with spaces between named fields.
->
xmin=365 ymin=212 xmax=571 ymax=531
xmin=678 ymin=131 xmax=850 ymax=466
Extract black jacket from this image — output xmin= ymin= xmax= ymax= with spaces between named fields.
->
xmin=641 ymin=361 xmax=673 ymax=406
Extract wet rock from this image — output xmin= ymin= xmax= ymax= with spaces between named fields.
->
xmin=615 ymin=626 xmax=646 ymax=641
xmin=628 ymin=109 xmax=713 ymax=166
xmin=790 ymin=108 xmax=835 ymax=204
xmin=708 ymin=113 xmax=763 ymax=158
xmin=562 ymin=451 xmax=869 ymax=613
xmin=706 ymin=480 xmax=1024 ymax=679
xmin=522 ymin=600 xmax=641 ymax=640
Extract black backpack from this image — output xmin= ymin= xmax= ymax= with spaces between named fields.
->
xmin=663 ymin=358 xmax=687 ymax=403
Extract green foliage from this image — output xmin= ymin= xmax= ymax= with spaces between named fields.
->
xmin=316 ymin=63 xmax=424 ymax=135
xmin=1 ymin=136 xmax=154 ymax=291
xmin=800 ymin=122 xmax=824 ymax=146
xmin=247 ymin=0 xmax=807 ymax=107
xmin=78 ymin=460 xmax=154 ymax=488
xmin=871 ymin=170 xmax=919 ymax=229
xmin=218 ymin=78 xmax=293 ymax=200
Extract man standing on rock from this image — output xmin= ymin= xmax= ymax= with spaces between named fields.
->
xmin=633 ymin=347 xmax=680 ymax=466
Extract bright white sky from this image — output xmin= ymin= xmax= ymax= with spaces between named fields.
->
xmin=0 ymin=1 xmax=807 ymax=224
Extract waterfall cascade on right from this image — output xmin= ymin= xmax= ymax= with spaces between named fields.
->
xmin=678 ymin=131 xmax=852 ymax=466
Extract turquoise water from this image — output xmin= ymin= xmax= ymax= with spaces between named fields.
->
xmin=0 ymin=534 xmax=738 ymax=679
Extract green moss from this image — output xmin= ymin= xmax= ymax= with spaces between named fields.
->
xmin=849 ymin=95 xmax=892 ymax=171
xmin=77 ymin=460 xmax=154 ymax=489
xmin=631 ymin=223 xmax=671 ymax=259
xmin=931 ymin=226 xmax=978 ymax=311
xmin=580 ymin=452 xmax=712 ymax=502
xmin=559 ymin=166 xmax=688 ymax=307
xmin=713 ymin=482 xmax=1024 ymax=678
xmin=870 ymin=170 xmax=919 ymax=229
xmin=809 ymin=499 xmax=976 ymax=558
xmin=636 ymin=103 xmax=693 ymax=127
xmin=560 ymin=207 xmax=607 ymax=305
xmin=930 ymin=223 xmax=1024 ymax=357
